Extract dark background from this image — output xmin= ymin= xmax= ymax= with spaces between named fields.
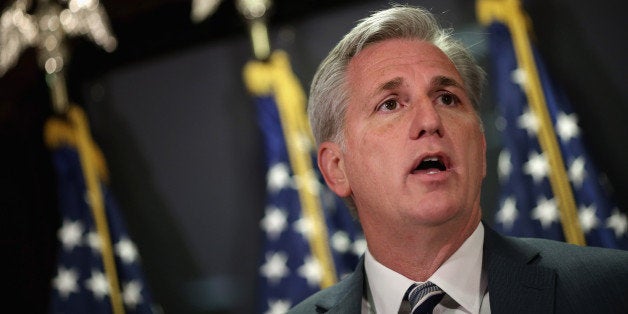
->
xmin=1 ymin=0 xmax=626 ymax=313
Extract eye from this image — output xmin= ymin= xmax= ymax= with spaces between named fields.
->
xmin=437 ymin=92 xmax=460 ymax=106
xmin=377 ymin=99 xmax=399 ymax=111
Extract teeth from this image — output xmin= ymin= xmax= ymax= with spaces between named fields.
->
xmin=416 ymin=155 xmax=447 ymax=173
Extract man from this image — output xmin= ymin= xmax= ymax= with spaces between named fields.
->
xmin=289 ymin=5 xmax=628 ymax=314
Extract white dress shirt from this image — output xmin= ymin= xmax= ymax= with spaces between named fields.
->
xmin=362 ymin=223 xmax=490 ymax=314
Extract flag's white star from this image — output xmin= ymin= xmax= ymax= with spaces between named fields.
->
xmin=260 ymin=252 xmax=289 ymax=285
xmin=556 ymin=112 xmax=580 ymax=143
xmin=265 ymin=299 xmax=292 ymax=314
xmin=568 ymin=157 xmax=586 ymax=189
xmin=517 ymin=107 xmax=539 ymax=137
xmin=331 ymin=231 xmax=351 ymax=254
xmin=53 ymin=267 xmax=79 ymax=299
xmin=298 ymin=255 xmax=322 ymax=287
xmin=511 ymin=68 xmax=527 ymax=89
xmin=524 ymin=151 xmax=550 ymax=184
xmin=579 ymin=204 xmax=599 ymax=234
xmin=267 ymin=163 xmax=292 ymax=193
xmin=497 ymin=149 xmax=512 ymax=182
xmin=260 ymin=206 xmax=288 ymax=240
xmin=122 ymin=280 xmax=143 ymax=309
xmin=58 ymin=219 xmax=84 ymax=251
xmin=85 ymin=269 xmax=110 ymax=300
xmin=352 ymin=237 xmax=367 ymax=256
xmin=496 ymin=197 xmax=518 ymax=230
xmin=115 ymin=237 xmax=139 ymax=264
xmin=86 ymin=230 xmax=101 ymax=253
xmin=606 ymin=209 xmax=628 ymax=238
xmin=532 ymin=197 xmax=559 ymax=229
xmin=293 ymin=216 xmax=313 ymax=240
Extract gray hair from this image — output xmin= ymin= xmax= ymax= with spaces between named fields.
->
xmin=308 ymin=5 xmax=486 ymax=147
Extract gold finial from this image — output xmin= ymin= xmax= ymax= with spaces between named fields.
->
xmin=0 ymin=0 xmax=117 ymax=114
xmin=0 ymin=0 xmax=38 ymax=76
xmin=236 ymin=0 xmax=272 ymax=60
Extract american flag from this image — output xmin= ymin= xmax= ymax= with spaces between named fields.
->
xmin=243 ymin=51 xmax=364 ymax=314
xmin=485 ymin=18 xmax=628 ymax=249
xmin=46 ymin=106 xmax=156 ymax=313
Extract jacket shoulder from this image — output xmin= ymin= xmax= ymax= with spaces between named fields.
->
xmin=485 ymin=225 xmax=628 ymax=271
xmin=288 ymin=265 xmax=364 ymax=314
xmin=516 ymin=236 xmax=628 ymax=270
xmin=514 ymin=236 xmax=628 ymax=311
xmin=485 ymin=227 xmax=628 ymax=313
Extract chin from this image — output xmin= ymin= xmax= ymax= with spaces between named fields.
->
xmin=405 ymin=197 xmax=462 ymax=222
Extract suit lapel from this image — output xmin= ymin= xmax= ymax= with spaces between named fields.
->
xmin=483 ymin=224 xmax=556 ymax=314
xmin=314 ymin=257 xmax=365 ymax=313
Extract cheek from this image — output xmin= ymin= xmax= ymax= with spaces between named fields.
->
xmin=466 ymin=130 xmax=486 ymax=179
xmin=346 ymin=122 xmax=393 ymax=158
xmin=450 ymin=120 xmax=485 ymax=171
xmin=344 ymin=133 xmax=401 ymax=186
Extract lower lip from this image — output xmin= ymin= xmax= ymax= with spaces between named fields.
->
xmin=411 ymin=169 xmax=451 ymax=181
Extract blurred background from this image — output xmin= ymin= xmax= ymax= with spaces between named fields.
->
xmin=1 ymin=0 xmax=626 ymax=313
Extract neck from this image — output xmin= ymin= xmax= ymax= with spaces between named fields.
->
xmin=363 ymin=214 xmax=481 ymax=282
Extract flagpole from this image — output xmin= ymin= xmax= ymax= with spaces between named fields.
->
xmin=42 ymin=48 xmax=125 ymax=314
xmin=32 ymin=0 xmax=126 ymax=311
xmin=71 ymin=106 xmax=126 ymax=314
xmin=45 ymin=72 xmax=69 ymax=114
xmin=244 ymin=51 xmax=339 ymax=289
xmin=240 ymin=0 xmax=338 ymax=287
xmin=269 ymin=52 xmax=339 ymax=288
xmin=477 ymin=0 xmax=585 ymax=245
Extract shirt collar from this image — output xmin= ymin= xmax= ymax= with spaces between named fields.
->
xmin=365 ymin=249 xmax=414 ymax=314
xmin=364 ymin=223 xmax=485 ymax=314
xmin=430 ymin=223 xmax=486 ymax=313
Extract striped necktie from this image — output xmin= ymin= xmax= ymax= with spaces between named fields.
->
xmin=400 ymin=281 xmax=445 ymax=314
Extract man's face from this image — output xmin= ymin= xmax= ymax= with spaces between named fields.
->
xmin=319 ymin=38 xmax=486 ymax=230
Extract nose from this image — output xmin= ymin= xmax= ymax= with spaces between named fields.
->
xmin=409 ymin=100 xmax=443 ymax=139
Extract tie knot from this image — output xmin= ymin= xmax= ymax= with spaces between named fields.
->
xmin=403 ymin=281 xmax=445 ymax=314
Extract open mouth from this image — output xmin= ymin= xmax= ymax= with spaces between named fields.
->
xmin=413 ymin=155 xmax=448 ymax=174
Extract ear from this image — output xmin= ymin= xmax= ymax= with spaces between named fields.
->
xmin=318 ymin=142 xmax=351 ymax=197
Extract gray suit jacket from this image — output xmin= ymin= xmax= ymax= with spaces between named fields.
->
xmin=288 ymin=224 xmax=628 ymax=313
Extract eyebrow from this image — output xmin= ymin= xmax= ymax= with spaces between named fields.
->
xmin=376 ymin=77 xmax=404 ymax=93
xmin=370 ymin=75 xmax=464 ymax=98
xmin=431 ymin=75 xmax=463 ymax=90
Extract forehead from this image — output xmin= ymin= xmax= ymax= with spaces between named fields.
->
xmin=346 ymin=38 xmax=461 ymax=87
